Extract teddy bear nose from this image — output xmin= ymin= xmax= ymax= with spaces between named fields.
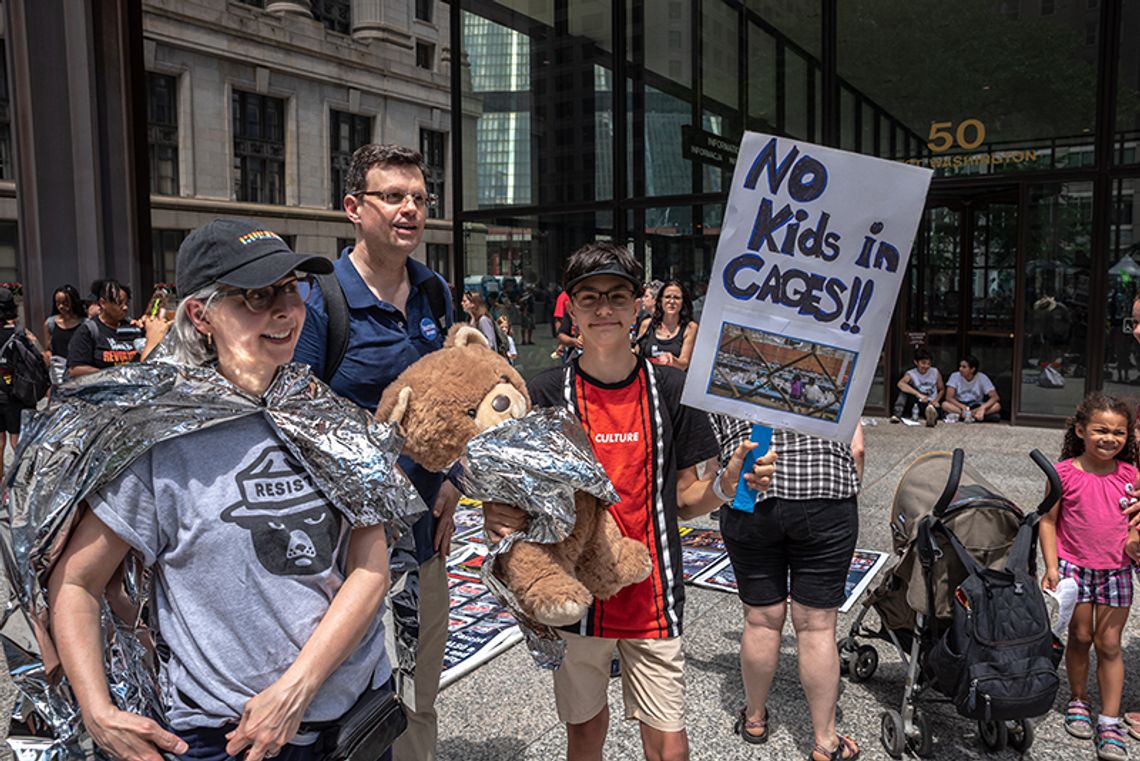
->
xmin=492 ymin=394 xmax=511 ymax=412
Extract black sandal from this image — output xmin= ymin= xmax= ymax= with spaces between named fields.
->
xmin=809 ymin=735 xmax=860 ymax=761
xmin=733 ymin=706 xmax=769 ymax=744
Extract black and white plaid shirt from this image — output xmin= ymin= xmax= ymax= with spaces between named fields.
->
xmin=709 ymin=414 xmax=859 ymax=502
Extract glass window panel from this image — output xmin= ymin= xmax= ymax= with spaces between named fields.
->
xmin=744 ymin=0 xmax=820 ymax=57
xmin=1117 ymin=0 xmax=1140 ymax=164
xmin=840 ymin=2 xmax=1098 ymax=175
xmin=840 ymin=86 xmax=856 ymax=151
xmin=645 ymin=84 xmax=691 ymax=197
xmin=1020 ymin=181 xmax=1093 ymax=416
xmin=646 ymin=0 xmax=690 ymax=87
xmin=784 ymin=48 xmax=808 ymax=139
xmin=1103 ymin=178 xmax=1140 ymax=398
xmin=747 ymin=23 xmax=776 ymax=130
xmin=462 ymin=3 xmax=612 ymax=209
xmin=702 ymin=0 xmax=737 ymax=109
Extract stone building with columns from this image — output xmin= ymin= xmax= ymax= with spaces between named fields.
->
xmin=141 ymin=0 xmax=458 ymax=287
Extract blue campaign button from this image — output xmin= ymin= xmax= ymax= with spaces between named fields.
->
xmin=420 ymin=317 xmax=439 ymax=341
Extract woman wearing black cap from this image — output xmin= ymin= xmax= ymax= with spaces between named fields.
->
xmin=45 ymin=219 xmax=399 ymax=761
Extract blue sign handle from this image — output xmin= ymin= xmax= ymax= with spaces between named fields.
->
xmin=731 ymin=425 xmax=773 ymax=513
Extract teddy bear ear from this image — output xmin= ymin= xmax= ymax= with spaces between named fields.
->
xmin=447 ymin=324 xmax=490 ymax=350
xmin=388 ymin=386 xmax=414 ymax=432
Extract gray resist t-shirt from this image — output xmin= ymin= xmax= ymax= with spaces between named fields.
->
xmin=90 ymin=415 xmax=390 ymax=731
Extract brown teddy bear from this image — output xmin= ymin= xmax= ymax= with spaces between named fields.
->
xmin=376 ymin=325 xmax=651 ymax=627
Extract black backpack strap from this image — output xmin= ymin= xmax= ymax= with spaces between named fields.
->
xmin=421 ymin=274 xmax=449 ymax=334
xmin=1004 ymin=515 xmax=1039 ymax=572
xmin=316 ymin=272 xmax=350 ymax=383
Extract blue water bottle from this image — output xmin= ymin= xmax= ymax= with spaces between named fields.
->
xmin=730 ymin=425 xmax=773 ymax=513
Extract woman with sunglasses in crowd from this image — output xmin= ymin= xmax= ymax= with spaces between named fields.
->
xmin=46 ymin=219 xmax=403 ymax=761
xmin=635 ymin=280 xmax=699 ymax=370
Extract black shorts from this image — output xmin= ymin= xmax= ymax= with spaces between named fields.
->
xmin=0 ymin=399 xmax=30 ymax=434
xmin=720 ymin=496 xmax=858 ymax=609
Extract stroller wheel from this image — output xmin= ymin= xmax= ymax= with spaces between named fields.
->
xmin=978 ymin=719 xmax=1008 ymax=752
xmin=849 ymin=645 xmax=879 ymax=683
xmin=880 ymin=710 xmax=905 ymax=759
xmin=1007 ymin=719 xmax=1035 ymax=753
xmin=907 ymin=709 xmax=934 ymax=758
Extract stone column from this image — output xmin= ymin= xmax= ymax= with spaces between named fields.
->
xmin=266 ymin=0 xmax=310 ymax=17
xmin=351 ymin=0 xmax=413 ymax=48
xmin=5 ymin=0 xmax=152 ymax=328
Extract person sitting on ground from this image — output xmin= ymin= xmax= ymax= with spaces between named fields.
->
xmin=941 ymin=354 xmax=1001 ymax=422
xmin=635 ymin=280 xmax=699 ymax=370
xmin=891 ymin=348 xmax=943 ymax=426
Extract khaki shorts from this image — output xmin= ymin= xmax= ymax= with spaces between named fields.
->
xmin=552 ymin=631 xmax=685 ymax=733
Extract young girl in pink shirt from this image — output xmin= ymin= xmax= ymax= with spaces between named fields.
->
xmin=1041 ymin=393 xmax=1139 ymax=761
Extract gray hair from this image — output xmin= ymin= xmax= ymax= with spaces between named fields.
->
xmin=166 ymin=283 xmax=226 ymax=366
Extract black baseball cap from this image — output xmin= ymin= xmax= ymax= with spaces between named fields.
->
xmin=564 ymin=264 xmax=642 ymax=294
xmin=176 ymin=218 xmax=333 ymax=296
xmin=0 ymin=287 xmax=13 ymax=307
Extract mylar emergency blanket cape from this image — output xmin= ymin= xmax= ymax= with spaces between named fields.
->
xmin=0 ymin=361 xmax=427 ymax=761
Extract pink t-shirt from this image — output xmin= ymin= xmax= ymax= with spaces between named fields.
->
xmin=1055 ymin=458 xmax=1138 ymax=570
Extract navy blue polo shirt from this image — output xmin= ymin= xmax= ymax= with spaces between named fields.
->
xmin=294 ymin=250 xmax=454 ymax=563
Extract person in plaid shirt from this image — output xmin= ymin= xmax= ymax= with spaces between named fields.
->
xmin=710 ymin=415 xmax=864 ymax=761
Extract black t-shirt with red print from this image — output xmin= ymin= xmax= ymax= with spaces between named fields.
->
xmin=67 ymin=318 xmax=141 ymax=370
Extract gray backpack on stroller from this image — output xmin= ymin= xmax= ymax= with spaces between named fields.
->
xmin=927 ymin=518 xmax=1063 ymax=722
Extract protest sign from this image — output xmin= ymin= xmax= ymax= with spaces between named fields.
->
xmin=682 ymin=133 xmax=933 ymax=441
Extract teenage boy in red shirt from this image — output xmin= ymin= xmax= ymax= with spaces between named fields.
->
xmin=486 ymin=242 xmax=776 ymax=761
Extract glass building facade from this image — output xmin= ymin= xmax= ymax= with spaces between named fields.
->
xmin=449 ymin=0 xmax=1140 ymax=425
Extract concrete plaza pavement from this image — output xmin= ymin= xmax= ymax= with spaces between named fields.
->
xmin=433 ymin=418 xmax=1126 ymax=761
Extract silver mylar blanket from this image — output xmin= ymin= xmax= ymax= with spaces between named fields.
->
xmin=457 ymin=407 xmax=619 ymax=668
xmin=0 ymin=360 xmax=427 ymax=760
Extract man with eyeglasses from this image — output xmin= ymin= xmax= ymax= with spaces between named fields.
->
xmin=483 ymin=242 xmax=777 ymax=761
xmin=294 ymin=143 xmax=454 ymax=761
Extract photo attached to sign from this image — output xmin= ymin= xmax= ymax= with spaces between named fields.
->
xmin=707 ymin=322 xmax=855 ymax=423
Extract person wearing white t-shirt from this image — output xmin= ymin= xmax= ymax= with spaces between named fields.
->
xmin=892 ymin=348 xmax=943 ymax=426
xmin=942 ymin=354 xmax=1001 ymax=422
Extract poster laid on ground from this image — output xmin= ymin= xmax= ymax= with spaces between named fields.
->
xmin=682 ymin=132 xmax=933 ymax=441
xmin=690 ymin=549 xmax=889 ymax=613
xmin=441 ymin=543 xmax=523 ymax=689
xmin=678 ymin=525 xmax=730 ymax=582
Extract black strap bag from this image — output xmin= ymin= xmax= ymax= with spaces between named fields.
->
xmin=1 ymin=327 xmax=49 ymax=406
xmin=305 ymin=684 xmax=407 ymax=761
xmin=926 ymin=518 xmax=1063 ymax=722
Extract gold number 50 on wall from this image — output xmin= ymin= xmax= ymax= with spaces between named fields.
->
xmin=927 ymin=119 xmax=986 ymax=152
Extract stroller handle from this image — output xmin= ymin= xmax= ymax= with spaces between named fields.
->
xmin=1029 ymin=448 xmax=1062 ymax=516
xmin=931 ymin=448 xmax=965 ymax=518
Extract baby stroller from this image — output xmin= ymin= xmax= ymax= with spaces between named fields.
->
xmin=837 ymin=448 xmax=1061 ymax=758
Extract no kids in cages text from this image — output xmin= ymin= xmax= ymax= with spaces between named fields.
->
xmin=721 ymin=137 xmax=906 ymax=335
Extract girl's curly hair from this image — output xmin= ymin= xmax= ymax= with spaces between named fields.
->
xmin=1060 ymin=392 xmax=1136 ymax=463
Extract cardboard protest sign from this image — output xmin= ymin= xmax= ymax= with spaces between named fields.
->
xmin=683 ymin=133 xmax=933 ymax=441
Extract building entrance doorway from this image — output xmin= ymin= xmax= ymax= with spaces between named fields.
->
xmin=906 ymin=187 xmax=1018 ymax=419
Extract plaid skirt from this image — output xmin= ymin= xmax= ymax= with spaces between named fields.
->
xmin=1057 ymin=558 xmax=1133 ymax=608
